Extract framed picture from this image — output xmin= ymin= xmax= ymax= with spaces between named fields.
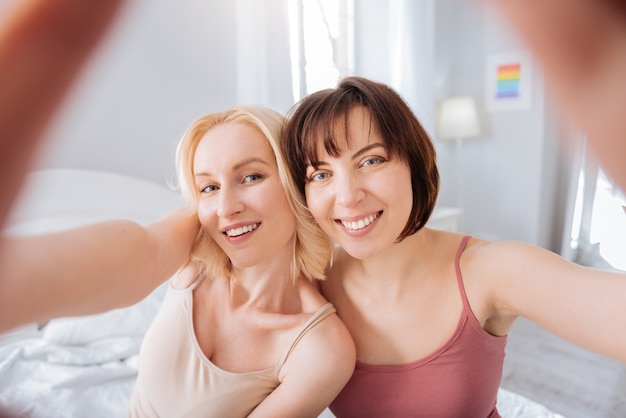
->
xmin=485 ymin=51 xmax=532 ymax=112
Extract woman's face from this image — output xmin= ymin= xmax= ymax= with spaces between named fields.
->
xmin=193 ymin=122 xmax=296 ymax=268
xmin=304 ymin=106 xmax=413 ymax=260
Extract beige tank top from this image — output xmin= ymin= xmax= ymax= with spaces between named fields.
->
xmin=128 ymin=277 xmax=335 ymax=418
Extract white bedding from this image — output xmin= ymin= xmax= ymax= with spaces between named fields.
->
xmin=0 ymin=169 xmax=565 ymax=417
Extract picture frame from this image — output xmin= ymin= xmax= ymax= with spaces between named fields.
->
xmin=485 ymin=51 xmax=533 ymax=112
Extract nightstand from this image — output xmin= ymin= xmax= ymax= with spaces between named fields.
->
xmin=427 ymin=207 xmax=462 ymax=232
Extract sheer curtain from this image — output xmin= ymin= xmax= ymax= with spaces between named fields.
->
xmin=352 ymin=0 xmax=436 ymax=132
xmin=287 ymin=0 xmax=354 ymax=100
xmin=234 ymin=0 xmax=295 ymax=113
xmin=285 ymin=0 xmax=435 ymax=131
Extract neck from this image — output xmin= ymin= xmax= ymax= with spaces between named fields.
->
xmin=228 ymin=260 xmax=302 ymax=313
xmin=343 ymin=228 xmax=434 ymax=291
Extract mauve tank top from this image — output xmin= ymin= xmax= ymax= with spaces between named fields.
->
xmin=329 ymin=236 xmax=507 ymax=417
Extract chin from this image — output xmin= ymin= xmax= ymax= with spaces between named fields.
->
xmin=339 ymin=243 xmax=382 ymax=260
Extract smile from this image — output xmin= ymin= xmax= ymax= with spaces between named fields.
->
xmin=224 ymin=223 xmax=260 ymax=237
xmin=340 ymin=212 xmax=381 ymax=231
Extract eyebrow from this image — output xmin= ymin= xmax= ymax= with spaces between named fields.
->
xmin=195 ymin=157 xmax=271 ymax=178
xmin=308 ymin=142 xmax=386 ymax=168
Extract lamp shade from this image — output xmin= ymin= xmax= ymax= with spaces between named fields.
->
xmin=436 ymin=96 xmax=481 ymax=140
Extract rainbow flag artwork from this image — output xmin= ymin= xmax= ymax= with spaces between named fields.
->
xmin=486 ymin=51 xmax=532 ymax=111
xmin=495 ymin=63 xmax=521 ymax=99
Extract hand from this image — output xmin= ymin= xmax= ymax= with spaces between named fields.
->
xmin=487 ymin=0 xmax=626 ymax=191
xmin=0 ymin=0 xmax=125 ymax=230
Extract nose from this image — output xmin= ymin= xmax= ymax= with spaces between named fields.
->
xmin=216 ymin=186 xmax=244 ymax=217
xmin=334 ymin=171 xmax=365 ymax=207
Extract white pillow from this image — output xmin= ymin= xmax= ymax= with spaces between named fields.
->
xmin=42 ymin=283 xmax=168 ymax=345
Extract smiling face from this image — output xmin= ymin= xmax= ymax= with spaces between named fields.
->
xmin=304 ymin=106 xmax=414 ymax=260
xmin=193 ymin=122 xmax=297 ymax=269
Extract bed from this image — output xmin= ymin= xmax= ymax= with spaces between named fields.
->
xmin=0 ymin=168 xmax=565 ymax=417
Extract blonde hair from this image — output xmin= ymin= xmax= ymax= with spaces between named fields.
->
xmin=176 ymin=105 xmax=332 ymax=283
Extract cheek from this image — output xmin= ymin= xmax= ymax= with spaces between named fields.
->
xmin=391 ymin=167 xmax=414 ymax=214
xmin=196 ymin=202 xmax=216 ymax=233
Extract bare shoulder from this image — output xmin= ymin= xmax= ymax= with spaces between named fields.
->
xmin=458 ymin=237 xmax=565 ymax=332
xmin=280 ymin=303 xmax=356 ymax=381
xmin=294 ymin=280 xmax=355 ymax=360
xmin=305 ymin=304 xmax=355 ymax=361
xmin=461 ymin=236 xmax=557 ymax=270
xmin=252 ymin=302 xmax=356 ymax=417
xmin=456 ymin=236 xmax=560 ymax=297
xmin=461 ymin=237 xmax=586 ymax=312
xmin=419 ymin=229 xmax=476 ymax=264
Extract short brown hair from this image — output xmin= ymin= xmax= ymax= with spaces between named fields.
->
xmin=282 ymin=76 xmax=440 ymax=240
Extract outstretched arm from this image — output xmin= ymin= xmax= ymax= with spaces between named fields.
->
xmin=0 ymin=208 xmax=200 ymax=333
xmin=483 ymin=241 xmax=626 ymax=364
xmin=0 ymin=0 xmax=125 ymax=230
xmin=486 ymin=0 xmax=626 ymax=191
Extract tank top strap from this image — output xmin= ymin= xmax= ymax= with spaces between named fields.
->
xmin=169 ymin=262 xmax=206 ymax=291
xmin=188 ymin=274 xmax=205 ymax=290
xmin=273 ymin=302 xmax=336 ymax=379
xmin=454 ymin=235 xmax=473 ymax=309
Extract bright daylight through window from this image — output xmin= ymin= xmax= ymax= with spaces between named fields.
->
xmin=287 ymin=0 xmax=354 ymax=101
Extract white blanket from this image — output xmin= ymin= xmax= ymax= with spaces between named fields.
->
xmin=0 ymin=294 xmax=564 ymax=418
xmin=0 ymin=287 xmax=165 ymax=417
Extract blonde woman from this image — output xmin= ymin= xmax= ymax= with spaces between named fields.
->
xmin=1 ymin=105 xmax=354 ymax=417
xmin=127 ymin=105 xmax=354 ymax=417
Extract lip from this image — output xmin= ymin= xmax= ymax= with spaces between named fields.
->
xmin=335 ymin=211 xmax=382 ymax=235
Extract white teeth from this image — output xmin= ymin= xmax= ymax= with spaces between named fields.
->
xmin=225 ymin=223 xmax=259 ymax=237
xmin=341 ymin=213 xmax=379 ymax=231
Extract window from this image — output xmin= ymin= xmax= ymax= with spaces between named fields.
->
xmin=287 ymin=0 xmax=354 ymax=101
xmin=568 ymin=142 xmax=626 ymax=271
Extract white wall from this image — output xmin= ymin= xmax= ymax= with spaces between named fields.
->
xmin=351 ymin=0 xmax=566 ymax=248
xmin=434 ymin=0 xmax=568 ymax=249
xmin=29 ymin=0 xmax=292 ymax=188
xmin=16 ymin=0 xmax=567 ymax=249
xmin=352 ymin=0 xmax=436 ymax=133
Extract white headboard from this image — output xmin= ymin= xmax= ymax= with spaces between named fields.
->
xmin=5 ymin=168 xmax=183 ymax=234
